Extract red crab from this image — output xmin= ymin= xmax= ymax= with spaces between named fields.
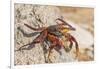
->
xmin=17 ymin=18 xmax=79 ymax=61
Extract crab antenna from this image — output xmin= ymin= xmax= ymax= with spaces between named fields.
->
xmin=56 ymin=18 xmax=76 ymax=30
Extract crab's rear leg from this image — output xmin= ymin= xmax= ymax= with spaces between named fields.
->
xmin=16 ymin=30 xmax=48 ymax=51
xmin=24 ymin=23 xmax=46 ymax=31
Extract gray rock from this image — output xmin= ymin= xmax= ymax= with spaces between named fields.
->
xmin=14 ymin=4 xmax=77 ymax=65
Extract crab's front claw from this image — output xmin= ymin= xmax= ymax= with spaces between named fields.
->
xmin=63 ymin=33 xmax=79 ymax=57
xmin=64 ymin=39 xmax=73 ymax=52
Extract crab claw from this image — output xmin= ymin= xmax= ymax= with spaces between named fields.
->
xmin=68 ymin=34 xmax=79 ymax=57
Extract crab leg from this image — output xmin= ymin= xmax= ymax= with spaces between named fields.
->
xmin=56 ymin=18 xmax=75 ymax=30
xmin=24 ymin=24 xmax=46 ymax=31
xmin=69 ymin=34 xmax=79 ymax=57
xmin=48 ymin=45 xmax=55 ymax=62
xmin=59 ymin=31 xmax=79 ymax=57
xmin=47 ymin=34 xmax=64 ymax=62
xmin=65 ymin=38 xmax=73 ymax=52
xmin=17 ymin=30 xmax=48 ymax=51
xmin=65 ymin=33 xmax=79 ymax=57
xmin=17 ymin=26 xmax=40 ymax=37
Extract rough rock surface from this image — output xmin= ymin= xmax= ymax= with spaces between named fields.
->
xmin=14 ymin=4 xmax=94 ymax=65
xmin=14 ymin=4 xmax=77 ymax=65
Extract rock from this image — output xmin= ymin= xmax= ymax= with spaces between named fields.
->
xmin=14 ymin=4 xmax=77 ymax=65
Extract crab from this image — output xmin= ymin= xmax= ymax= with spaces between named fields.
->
xmin=17 ymin=18 xmax=79 ymax=62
